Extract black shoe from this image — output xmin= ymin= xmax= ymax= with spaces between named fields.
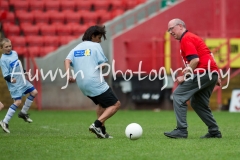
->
xmin=164 ymin=128 xmax=188 ymax=138
xmin=200 ymin=131 xmax=222 ymax=138
xmin=18 ymin=112 xmax=33 ymax=123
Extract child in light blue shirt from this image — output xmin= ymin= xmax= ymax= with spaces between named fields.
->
xmin=0 ymin=38 xmax=38 ymax=133
xmin=65 ymin=25 xmax=121 ymax=139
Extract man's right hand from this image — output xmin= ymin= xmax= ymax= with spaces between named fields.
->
xmin=176 ymin=76 xmax=184 ymax=84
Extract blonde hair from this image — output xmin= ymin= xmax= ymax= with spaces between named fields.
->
xmin=0 ymin=38 xmax=11 ymax=48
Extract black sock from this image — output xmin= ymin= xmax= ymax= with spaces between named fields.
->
xmin=101 ymin=126 xmax=106 ymax=134
xmin=94 ymin=120 xmax=102 ymax=128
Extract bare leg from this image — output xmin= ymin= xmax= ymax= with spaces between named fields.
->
xmin=96 ymin=105 xmax=105 ymax=118
xmin=96 ymin=105 xmax=106 ymax=126
xmin=30 ymin=89 xmax=38 ymax=97
xmin=97 ymin=101 xmax=121 ymax=124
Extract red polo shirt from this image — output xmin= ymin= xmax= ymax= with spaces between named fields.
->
xmin=180 ymin=31 xmax=219 ymax=73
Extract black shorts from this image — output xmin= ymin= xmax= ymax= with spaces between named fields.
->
xmin=87 ymin=87 xmax=118 ymax=108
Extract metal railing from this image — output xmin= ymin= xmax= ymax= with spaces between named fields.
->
xmin=211 ymin=39 xmax=240 ymax=109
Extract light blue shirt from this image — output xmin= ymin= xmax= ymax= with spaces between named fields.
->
xmin=66 ymin=41 xmax=109 ymax=96
xmin=0 ymin=51 xmax=33 ymax=98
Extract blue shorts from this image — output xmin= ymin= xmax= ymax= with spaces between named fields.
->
xmin=12 ymin=86 xmax=35 ymax=100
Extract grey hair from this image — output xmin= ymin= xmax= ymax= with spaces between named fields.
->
xmin=175 ymin=19 xmax=186 ymax=28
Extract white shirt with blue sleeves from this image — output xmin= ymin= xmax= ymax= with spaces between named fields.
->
xmin=66 ymin=41 xmax=109 ymax=97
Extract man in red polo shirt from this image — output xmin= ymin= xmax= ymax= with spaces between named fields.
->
xmin=164 ymin=18 xmax=222 ymax=139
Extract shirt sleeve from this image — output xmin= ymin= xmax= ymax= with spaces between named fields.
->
xmin=95 ymin=44 xmax=108 ymax=65
xmin=66 ymin=50 xmax=74 ymax=67
xmin=0 ymin=58 xmax=10 ymax=77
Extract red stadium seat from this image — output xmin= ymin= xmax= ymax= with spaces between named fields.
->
xmin=0 ymin=1 xmax=10 ymax=11
xmin=81 ymin=11 xmax=98 ymax=24
xmin=13 ymin=0 xmax=29 ymax=11
xmin=96 ymin=10 xmax=112 ymax=24
xmin=0 ymin=10 xmax=7 ymax=21
xmin=59 ymin=36 xmax=76 ymax=46
xmin=35 ymin=22 xmax=50 ymax=29
xmin=93 ymin=0 xmax=110 ymax=11
xmin=28 ymin=46 xmax=41 ymax=57
xmin=26 ymin=36 xmax=44 ymax=47
xmin=111 ymin=9 xmax=124 ymax=18
xmin=33 ymin=10 xmax=50 ymax=24
xmin=41 ymin=46 xmax=57 ymax=56
xmin=85 ymin=22 xmax=96 ymax=28
xmin=110 ymin=0 xmax=124 ymax=10
xmin=75 ymin=0 xmax=92 ymax=11
xmin=56 ymin=24 xmax=72 ymax=36
xmin=3 ymin=24 xmax=20 ymax=36
xmin=60 ymin=0 xmax=76 ymax=11
xmin=40 ymin=25 xmax=56 ymax=36
xmin=16 ymin=10 xmax=34 ymax=24
xmin=45 ymin=0 xmax=60 ymax=11
xmin=0 ymin=12 xmax=15 ymax=24
xmin=63 ymin=10 xmax=81 ymax=24
xmin=9 ymin=36 xmax=26 ymax=47
xmin=71 ymin=24 xmax=88 ymax=37
xmin=123 ymin=0 xmax=138 ymax=10
xmin=43 ymin=36 xmax=59 ymax=47
xmin=19 ymin=22 xmax=32 ymax=28
xmin=48 ymin=10 xmax=65 ymax=24
xmin=29 ymin=0 xmax=45 ymax=11
xmin=12 ymin=46 xmax=28 ymax=57
xmin=21 ymin=25 xmax=40 ymax=36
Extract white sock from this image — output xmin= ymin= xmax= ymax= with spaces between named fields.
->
xmin=21 ymin=98 xmax=33 ymax=114
xmin=3 ymin=104 xmax=18 ymax=124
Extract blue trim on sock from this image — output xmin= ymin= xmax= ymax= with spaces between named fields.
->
xmin=10 ymin=104 xmax=18 ymax=111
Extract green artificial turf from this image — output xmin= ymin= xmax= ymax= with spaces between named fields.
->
xmin=0 ymin=110 xmax=239 ymax=160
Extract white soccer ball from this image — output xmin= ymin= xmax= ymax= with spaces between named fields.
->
xmin=125 ymin=123 xmax=143 ymax=140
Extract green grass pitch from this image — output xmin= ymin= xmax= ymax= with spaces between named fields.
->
xmin=0 ymin=110 xmax=240 ymax=160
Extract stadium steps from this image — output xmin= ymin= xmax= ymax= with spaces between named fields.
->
xmin=1 ymin=0 xmax=147 ymax=58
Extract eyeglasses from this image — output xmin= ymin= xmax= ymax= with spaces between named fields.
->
xmin=168 ymin=24 xmax=179 ymax=32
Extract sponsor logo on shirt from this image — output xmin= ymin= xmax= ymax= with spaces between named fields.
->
xmin=10 ymin=59 xmax=19 ymax=68
xmin=74 ymin=49 xmax=91 ymax=57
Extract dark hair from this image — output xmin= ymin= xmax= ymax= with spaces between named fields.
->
xmin=82 ymin=25 xmax=107 ymax=41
